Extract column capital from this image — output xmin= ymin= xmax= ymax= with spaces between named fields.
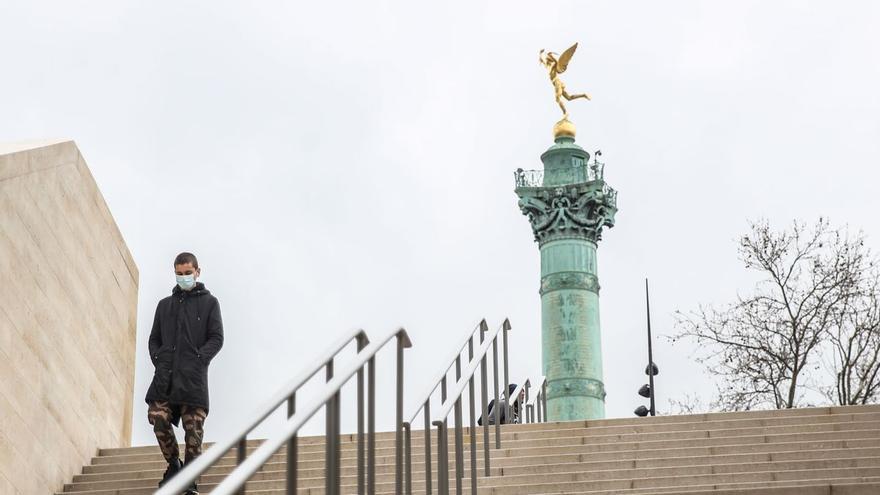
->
xmin=516 ymin=181 xmax=617 ymax=245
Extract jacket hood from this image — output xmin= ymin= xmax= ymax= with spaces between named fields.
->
xmin=172 ymin=281 xmax=210 ymax=296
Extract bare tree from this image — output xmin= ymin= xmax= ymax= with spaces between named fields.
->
xmin=667 ymin=393 xmax=709 ymax=415
xmin=673 ymin=219 xmax=875 ymax=410
xmin=825 ymin=275 xmax=880 ymax=405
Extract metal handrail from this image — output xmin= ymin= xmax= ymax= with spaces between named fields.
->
xmin=156 ymin=318 xmax=524 ymax=495
xmin=156 ymin=328 xmax=381 ymax=495
xmin=525 ymin=376 xmax=548 ymax=423
xmin=402 ymin=319 xmax=512 ymax=495
xmin=207 ymin=327 xmax=412 ymax=494
xmin=405 ymin=320 xmax=485 ymax=426
xmin=401 ymin=320 xmax=487 ymax=495
xmin=420 ymin=319 xmax=511 ymax=495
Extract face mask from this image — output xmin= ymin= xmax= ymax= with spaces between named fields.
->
xmin=176 ymin=274 xmax=196 ymax=291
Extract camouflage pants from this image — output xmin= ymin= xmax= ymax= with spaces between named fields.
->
xmin=147 ymin=401 xmax=208 ymax=464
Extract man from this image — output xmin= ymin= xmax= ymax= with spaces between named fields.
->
xmin=145 ymin=252 xmax=223 ymax=493
xmin=478 ymin=384 xmax=522 ymax=425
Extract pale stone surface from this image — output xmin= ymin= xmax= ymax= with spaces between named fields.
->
xmin=56 ymin=405 xmax=880 ymax=494
xmin=0 ymin=140 xmax=138 ymax=495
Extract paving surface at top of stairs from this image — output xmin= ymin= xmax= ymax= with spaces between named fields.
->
xmin=59 ymin=404 xmax=880 ymax=494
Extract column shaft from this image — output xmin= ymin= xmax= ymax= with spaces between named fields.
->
xmin=539 ymin=239 xmax=605 ymax=420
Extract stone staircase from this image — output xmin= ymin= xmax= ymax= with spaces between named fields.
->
xmin=59 ymin=405 xmax=880 ymax=494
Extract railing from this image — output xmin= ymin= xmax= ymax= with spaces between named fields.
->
xmin=402 ymin=319 xmax=512 ymax=495
xmin=419 ymin=319 xmax=513 ymax=495
xmin=513 ymin=169 xmax=545 ymax=188
xmin=506 ymin=379 xmax=530 ymax=424
xmin=157 ymin=327 xmax=412 ymax=495
xmin=514 ymin=160 xmax=606 ymax=189
xmin=156 ymin=319 xmax=533 ymax=494
xmin=602 ymin=183 xmax=619 ymax=208
xmin=524 ymin=376 xmax=548 ymax=423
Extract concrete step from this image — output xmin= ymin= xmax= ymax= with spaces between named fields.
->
xmin=57 ymin=468 xmax=880 ymax=495
xmin=63 ymin=453 xmax=880 ymax=493
xmin=492 ymin=437 xmax=880 ymax=468
xmin=533 ymin=479 xmax=880 ymax=495
xmin=495 ymin=428 xmax=880 ymax=458
xmin=65 ymin=466 xmax=465 ymax=492
xmin=503 ymin=404 xmax=880 ymax=433
xmin=66 ymin=453 xmax=880 ymax=492
xmin=480 ymin=456 xmax=880 ymax=487
xmin=71 ymin=446 xmax=880 ymax=486
xmin=479 ymin=467 xmax=880 ymax=494
xmin=501 ymin=411 xmax=880 ymax=441
xmin=58 ymin=405 xmax=880 ymax=495
xmin=70 ymin=436 xmax=880 ymax=481
xmin=73 ymin=457 xmax=486 ymax=483
xmin=98 ymin=408 xmax=880 ymax=458
xmin=84 ymin=416 xmax=880 ymax=469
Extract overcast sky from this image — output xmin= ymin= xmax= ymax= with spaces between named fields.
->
xmin=2 ymin=1 xmax=879 ymax=446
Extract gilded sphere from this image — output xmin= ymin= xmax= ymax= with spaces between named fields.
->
xmin=553 ymin=118 xmax=576 ymax=139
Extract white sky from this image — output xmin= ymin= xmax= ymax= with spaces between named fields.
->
xmin=2 ymin=1 xmax=879 ymax=446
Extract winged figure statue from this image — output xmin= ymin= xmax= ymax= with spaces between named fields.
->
xmin=539 ymin=43 xmax=591 ymax=118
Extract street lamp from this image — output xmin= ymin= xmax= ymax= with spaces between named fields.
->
xmin=634 ymin=278 xmax=659 ymax=417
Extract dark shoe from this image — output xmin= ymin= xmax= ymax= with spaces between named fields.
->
xmin=158 ymin=457 xmax=182 ymax=487
xmin=183 ymin=461 xmax=199 ymax=494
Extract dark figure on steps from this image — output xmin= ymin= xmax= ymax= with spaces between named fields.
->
xmin=145 ymin=252 xmax=224 ymax=494
xmin=479 ymin=384 xmax=524 ymax=425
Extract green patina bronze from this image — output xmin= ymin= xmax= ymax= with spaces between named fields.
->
xmin=514 ymin=134 xmax=618 ymax=421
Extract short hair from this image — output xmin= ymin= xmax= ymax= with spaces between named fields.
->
xmin=174 ymin=252 xmax=199 ymax=269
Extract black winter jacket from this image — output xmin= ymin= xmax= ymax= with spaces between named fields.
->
xmin=145 ymin=282 xmax=223 ymax=419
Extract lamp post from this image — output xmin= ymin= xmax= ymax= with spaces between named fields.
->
xmin=635 ymin=278 xmax=658 ymax=417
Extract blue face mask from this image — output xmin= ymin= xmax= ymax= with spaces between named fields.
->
xmin=176 ymin=274 xmax=196 ymax=291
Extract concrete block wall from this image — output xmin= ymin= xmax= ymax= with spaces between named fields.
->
xmin=0 ymin=140 xmax=138 ymax=494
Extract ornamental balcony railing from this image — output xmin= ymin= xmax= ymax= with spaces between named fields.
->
xmin=513 ymin=169 xmax=546 ymax=188
xmin=603 ymin=183 xmax=619 ymax=207
xmin=514 ymin=164 xmax=618 ymax=208
xmin=514 ymin=160 xmax=606 ymax=188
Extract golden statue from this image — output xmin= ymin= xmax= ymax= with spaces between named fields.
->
xmin=540 ymin=43 xmax=590 ymax=137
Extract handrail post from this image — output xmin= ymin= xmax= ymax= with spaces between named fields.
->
xmin=334 ymin=390 xmax=341 ymax=492
xmin=542 ymin=380 xmax=548 ymax=422
xmin=286 ymin=393 xmax=296 ymax=495
xmin=502 ymin=319 xmax=511 ymax=421
xmin=325 ymin=359 xmax=339 ymax=495
xmin=435 ymin=421 xmax=449 ymax=495
xmin=453 ymin=355 xmax=463 ymax=495
xmin=454 ymin=397 xmax=464 ymax=495
xmin=395 ymin=333 xmax=406 ymax=495
xmin=423 ymin=402 xmax=432 ymax=495
xmin=325 ymin=360 xmax=332 ymax=495
xmin=492 ymin=337 xmax=501 ymax=449
xmin=368 ymin=356 xmax=376 ymax=495
xmin=537 ymin=390 xmax=543 ymax=423
xmin=237 ymin=436 xmax=247 ymax=495
xmin=479 ymin=321 xmax=490 ymax=476
xmin=403 ymin=422 xmax=412 ymax=495
xmin=357 ymin=334 xmax=368 ymax=495
xmin=467 ymin=338 xmax=478 ymax=492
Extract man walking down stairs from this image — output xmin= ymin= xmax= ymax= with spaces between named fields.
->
xmin=60 ymin=405 xmax=880 ymax=494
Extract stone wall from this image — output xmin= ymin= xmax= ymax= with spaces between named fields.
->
xmin=0 ymin=140 xmax=138 ymax=494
